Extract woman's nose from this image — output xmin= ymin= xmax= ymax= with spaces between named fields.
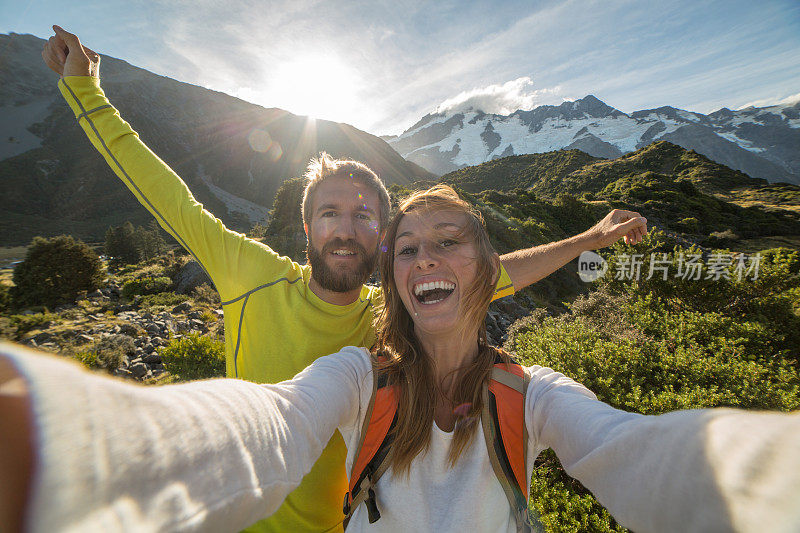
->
xmin=415 ymin=244 xmax=438 ymax=269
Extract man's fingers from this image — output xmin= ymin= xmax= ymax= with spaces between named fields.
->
xmin=82 ymin=45 xmax=100 ymax=61
xmin=52 ymin=25 xmax=83 ymax=52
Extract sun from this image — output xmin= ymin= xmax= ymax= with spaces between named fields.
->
xmin=266 ymin=53 xmax=361 ymax=123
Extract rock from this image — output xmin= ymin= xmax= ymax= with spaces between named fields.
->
xmin=143 ymin=352 xmax=162 ymax=364
xmin=76 ymin=334 xmax=94 ymax=344
xmin=213 ymin=309 xmax=224 ymax=318
xmin=88 ymin=289 xmax=104 ymax=299
xmin=189 ymin=319 xmax=206 ymax=331
xmin=145 ymin=324 xmax=161 ymax=335
xmin=151 ymin=336 xmax=164 ymax=346
xmin=173 ymin=260 xmax=213 ymax=295
xmin=113 ymin=324 xmax=122 ymax=334
xmin=188 ymin=310 xmax=204 ymax=320
xmin=130 ymin=362 xmax=148 ymax=378
xmin=172 ymin=301 xmax=192 ymax=314
xmin=114 ymin=304 xmax=134 ymax=313
xmin=114 ymin=368 xmax=133 ymax=378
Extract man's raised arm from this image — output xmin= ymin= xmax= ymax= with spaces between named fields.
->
xmin=41 ymin=26 xmax=285 ymax=300
xmin=500 ymin=209 xmax=648 ymax=291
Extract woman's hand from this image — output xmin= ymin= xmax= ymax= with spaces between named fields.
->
xmin=41 ymin=25 xmax=100 ymax=78
xmin=584 ymin=209 xmax=648 ymax=248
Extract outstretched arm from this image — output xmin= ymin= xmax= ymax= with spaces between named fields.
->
xmin=526 ymin=366 xmax=800 ymax=532
xmin=500 ymin=209 xmax=647 ymax=291
xmin=0 ymin=342 xmax=365 ymax=532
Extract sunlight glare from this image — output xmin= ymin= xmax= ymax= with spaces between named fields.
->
xmin=268 ymin=53 xmax=361 ymax=123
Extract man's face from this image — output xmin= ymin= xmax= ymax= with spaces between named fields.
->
xmin=306 ymin=175 xmax=383 ymax=293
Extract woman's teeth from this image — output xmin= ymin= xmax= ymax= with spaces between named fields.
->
xmin=413 ymin=281 xmax=456 ymax=304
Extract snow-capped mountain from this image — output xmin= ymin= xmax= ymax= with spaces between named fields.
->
xmin=385 ymin=95 xmax=800 ymax=185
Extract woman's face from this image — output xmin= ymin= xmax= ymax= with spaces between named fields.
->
xmin=392 ymin=208 xmax=479 ymax=337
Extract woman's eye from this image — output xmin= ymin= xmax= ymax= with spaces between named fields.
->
xmin=322 ymin=211 xmax=336 ymax=218
xmin=440 ymin=239 xmax=457 ymax=248
xmin=397 ymin=246 xmax=416 ymax=256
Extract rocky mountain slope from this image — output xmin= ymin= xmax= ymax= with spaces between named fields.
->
xmin=385 ymin=94 xmax=800 ymax=184
xmin=0 ymin=33 xmax=433 ymax=246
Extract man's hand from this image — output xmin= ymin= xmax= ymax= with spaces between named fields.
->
xmin=41 ymin=25 xmax=100 ymax=78
xmin=584 ymin=209 xmax=648 ymax=248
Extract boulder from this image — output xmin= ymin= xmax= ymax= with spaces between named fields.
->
xmin=172 ymin=301 xmax=193 ymax=314
xmin=143 ymin=352 xmax=162 ymax=364
xmin=173 ymin=261 xmax=213 ymax=295
xmin=129 ymin=362 xmax=148 ymax=378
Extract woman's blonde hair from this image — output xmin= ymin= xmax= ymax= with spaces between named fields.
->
xmin=375 ymin=184 xmax=510 ymax=475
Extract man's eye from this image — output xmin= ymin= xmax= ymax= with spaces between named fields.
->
xmin=321 ymin=211 xmax=337 ymax=218
xmin=356 ymin=213 xmax=371 ymax=220
xmin=440 ymin=239 xmax=457 ymax=248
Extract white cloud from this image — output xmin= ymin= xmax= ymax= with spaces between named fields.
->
xmin=736 ymin=91 xmax=800 ymax=110
xmin=434 ymin=77 xmax=564 ymax=115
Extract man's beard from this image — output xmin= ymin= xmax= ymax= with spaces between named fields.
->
xmin=307 ymin=237 xmax=379 ymax=293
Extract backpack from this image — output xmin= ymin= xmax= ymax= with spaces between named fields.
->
xmin=342 ymin=354 xmax=541 ymax=532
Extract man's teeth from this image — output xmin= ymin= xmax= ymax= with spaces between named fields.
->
xmin=413 ymin=280 xmax=456 ymax=296
xmin=332 ymin=249 xmax=355 ymax=256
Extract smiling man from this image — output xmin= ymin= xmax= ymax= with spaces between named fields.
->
xmin=41 ymin=26 xmax=647 ymax=532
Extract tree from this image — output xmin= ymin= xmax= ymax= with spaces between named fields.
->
xmin=105 ymin=220 xmax=167 ymax=265
xmin=11 ymin=235 xmax=105 ymax=308
xmin=105 ymin=222 xmax=140 ymax=265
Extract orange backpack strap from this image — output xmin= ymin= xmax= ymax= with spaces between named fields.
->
xmin=343 ymin=356 xmax=397 ymax=527
xmin=482 ymin=359 xmax=540 ymax=532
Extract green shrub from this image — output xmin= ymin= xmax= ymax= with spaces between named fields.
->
xmin=159 ymin=333 xmax=225 ymax=381
xmin=122 ymin=276 xmax=173 ymax=299
xmin=505 ymin=234 xmax=800 ymax=530
xmin=11 ymin=235 xmax=104 ymax=308
xmin=0 ymin=282 xmax=10 ymax=312
xmin=138 ymin=291 xmax=189 ymax=309
xmin=71 ymin=334 xmax=135 ymax=371
xmin=192 ymin=283 xmax=221 ymax=305
xmin=7 ymin=312 xmax=59 ymax=340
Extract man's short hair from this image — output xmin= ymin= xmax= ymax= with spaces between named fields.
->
xmin=301 ymin=152 xmax=391 ymax=231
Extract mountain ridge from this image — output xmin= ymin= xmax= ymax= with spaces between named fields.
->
xmin=0 ymin=33 xmax=433 ymax=246
xmin=387 ymin=93 xmax=800 ymax=184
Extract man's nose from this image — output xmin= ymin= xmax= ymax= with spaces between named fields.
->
xmin=333 ymin=215 xmax=357 ymax=239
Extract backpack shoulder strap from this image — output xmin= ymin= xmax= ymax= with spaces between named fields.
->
xmin=482 ymin=359 xmax=536 ymax=532
xmin=344 ymin=355 xmax=397 ymax=526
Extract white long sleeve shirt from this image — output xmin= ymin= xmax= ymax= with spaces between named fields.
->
xmin=3 ymin=341 xmax=800 ymax=532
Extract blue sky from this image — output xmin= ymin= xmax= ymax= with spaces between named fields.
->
xmin=3 ymin=0 xmax=799 ymax=135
